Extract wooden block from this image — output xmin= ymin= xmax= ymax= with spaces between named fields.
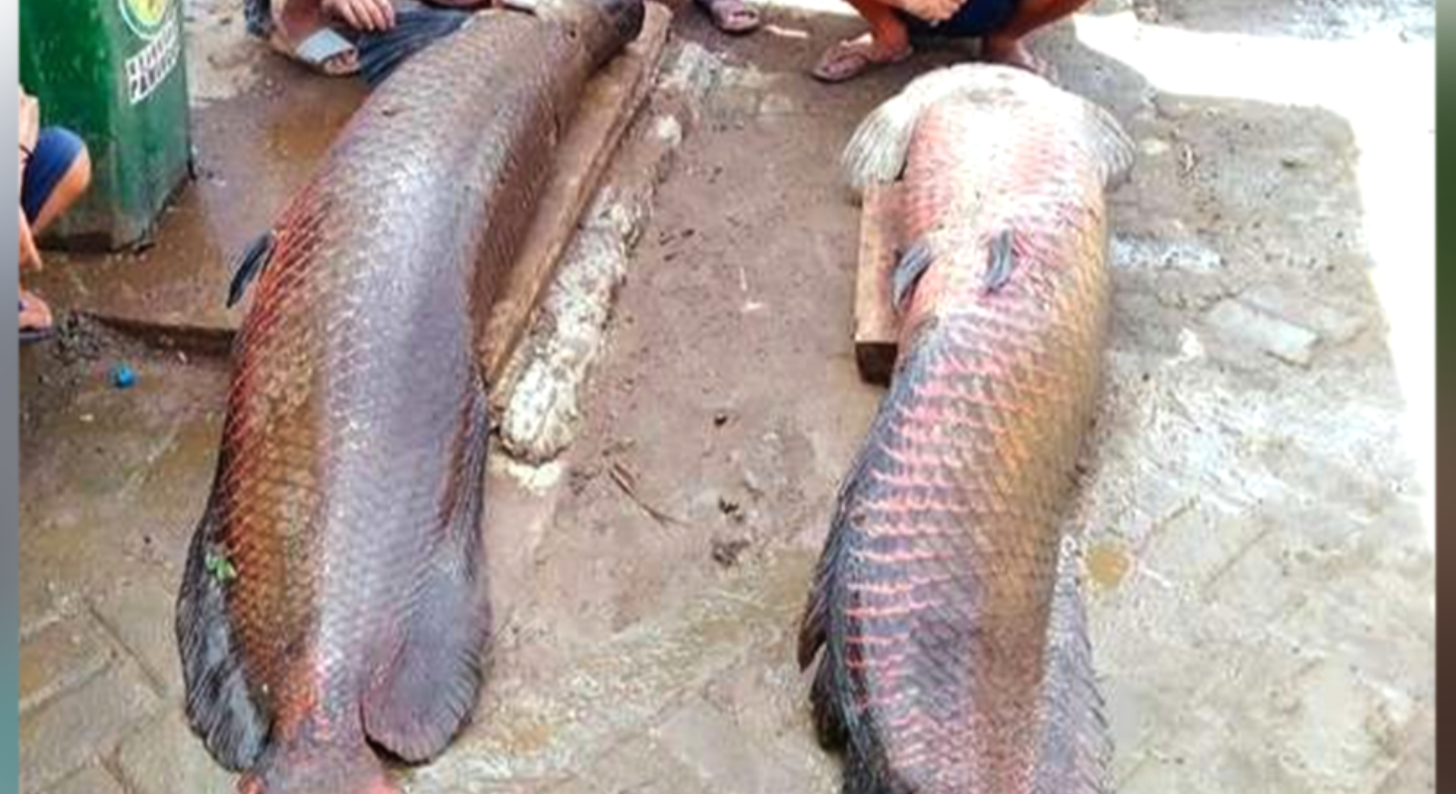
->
xmin=480 ymin=1 xmax=673 ymax=387
xmin=854 ymin=182 xmax=905 ymax=386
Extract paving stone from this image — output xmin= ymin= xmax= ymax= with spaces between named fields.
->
xmin=700 ymin=634 xmax=803 ymax=738
xmin=1111 ymin=234 xmax=1224 ymax=271
xmin=20 ymin=662 xmax=161 ymax=793
xmin=406 ymin=561 xmax=805 ymax=794
xmin=1118 ymin=711 xmax=1232 ymax=794
xmin=115 ymin=712 xmax=236 ymax=794
xmin=91 ymin=580 xmax=184 ymax=698
xmin=19 ymin=614 xmax=114 ymax=715
xmin=699 ymin=643 xmax=838 ymax=787
xmin=1202 ymin=298 xmax=1320 ymax=367
xmin=1250 ymin=660 xmax=1410 ymax=793
xmin=1240 ymin=284 xmax=1369 ymax=347
xmin=1274 ymin=588 xmax=1434 ymax=708
xmin=1135 ymin=503 xmax=1266 ymax=599
xmin=544 ymin=735 xmax=714 ymax=794
xmin=1103 ymin=678 xmax=1177 ymax=780
xmin=654 ymin=696 xmax=808 ymax=794
xmin=1371 ymin=708 xmax=1434 ymax=794
xmin=39 ymin=766 xmax=126 ymax=794
xmin=18 ymin=574 xmax=66 ymax=639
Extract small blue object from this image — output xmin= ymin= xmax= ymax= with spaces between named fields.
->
xmin=111 ymin=364 xmax=136 ymax=389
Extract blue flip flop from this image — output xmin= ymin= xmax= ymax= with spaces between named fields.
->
xmin=290 ymin=27 xmax=362 ymax=75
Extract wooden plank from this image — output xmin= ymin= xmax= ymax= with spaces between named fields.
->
xmin=480 ymin=1 xmax=672 ymax=386
xmin=854 ymin=181 xmax=905 ymax=386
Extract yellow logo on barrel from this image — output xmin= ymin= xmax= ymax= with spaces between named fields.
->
xmin=120 ymin=0 xmax=172 ymax=39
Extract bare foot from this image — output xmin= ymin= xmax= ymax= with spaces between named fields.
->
xmin=812 ymin=33 xmax=912 ymax=83
xmin=269 ymin=0 xmax=361 ymax=75
xmin=19 ymin=287 xmax=53 ymax=343
xmin=698 ymin=0 xmax=761 ymax=34
xmin=981 ymin=35 xmax=1054 ymax=79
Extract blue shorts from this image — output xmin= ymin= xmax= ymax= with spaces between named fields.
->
xmin=899 ymin=0 xmax=1020 ymax=38
xmin=21 ymin=127 xmax=87 ymax=224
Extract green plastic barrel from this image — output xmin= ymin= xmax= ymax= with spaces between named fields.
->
xmin=20 ymin=0 xmax=193 ymax=251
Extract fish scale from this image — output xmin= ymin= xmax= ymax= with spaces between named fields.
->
xmin=801 ymin=65 xmax=1134 ymax=794
xmin=174 ymin=1 xmax=645 ymax=792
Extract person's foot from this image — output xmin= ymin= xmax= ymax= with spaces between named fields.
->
xmin=698 ymin=0 xmax=761 ymax=34
xmin=19 ymin=288 xmax=53 ymax=344
xmin=981 ymin=34 xmax=1054 ymax=79
xmin=812 ymin=33 xmax=912 ymax=83
xmin=265 ymin=0 xmax=362 ymax=76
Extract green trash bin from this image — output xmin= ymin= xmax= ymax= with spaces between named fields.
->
xmin=20 ymin=0 xmax=193 ymax=251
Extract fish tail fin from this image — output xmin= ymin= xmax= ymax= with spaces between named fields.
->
xmin=362 ymin=375 xmax=493 ymax=762
xmin=176 ymin=487 xmax=270 ymax=772
xmin=237 ymin=739 xmax=400 ymax=794
xmin=841 ymin=64 xmax=1136 ymax=198
xmin=355 ymin=5 xmax=472 ymax=88
xmin=1031 ymin=536 xmax=1114 ymax=794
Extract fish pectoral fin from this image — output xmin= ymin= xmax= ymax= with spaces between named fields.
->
xmin=892 ymin=239 xmax=935 ymax=315
xmin=363 ymin=380 xmax=493 ymax=764
xmin=176 ymin=494 xmax=271 ymax=771
xmin=983 ymin=228 xmax=1016 ymax=294
xmin=227 ymin=232 xmax=277 ymax=308
xmin=1030 ymin=539 xmax=1114 ymax=794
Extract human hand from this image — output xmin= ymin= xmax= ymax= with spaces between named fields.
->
xmin=19 ymin=207 xmax=42 ymax=271
xmin=324 ymin=0 xmax=396 ymax=31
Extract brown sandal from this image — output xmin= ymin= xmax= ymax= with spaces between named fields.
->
xmin=811 ymin=38 xmax=912 ymax=83
xmin=267 ymin=25 xmax=361 ymax=76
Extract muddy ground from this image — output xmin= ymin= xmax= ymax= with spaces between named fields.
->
xmin=16 ymin=0 xmax=1434 ymax=792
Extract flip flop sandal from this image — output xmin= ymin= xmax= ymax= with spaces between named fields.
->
xmin=699 ymin=0 xmax=761 ymax=34
xmin=271 ymin=26 xmax=362 ymax=76
xmin=811 ymin=42 xmax=911 ymax=83
xmin=19 ymin=300 xmax=54 ymax=345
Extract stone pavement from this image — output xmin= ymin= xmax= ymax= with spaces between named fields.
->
xmin=16 ymin=0 xmax=1434 ymax=792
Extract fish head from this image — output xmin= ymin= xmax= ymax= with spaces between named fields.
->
xmin=546 ymin=0 xmax=645 ymax=68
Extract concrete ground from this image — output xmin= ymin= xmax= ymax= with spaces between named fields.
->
xmin=16 ymin=0 xmax=1434 ymax=792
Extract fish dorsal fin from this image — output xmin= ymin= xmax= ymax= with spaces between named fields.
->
xmin=227 ymin=232 xmax=276 ymax=309
xmin=892 ymin=240 xmax=935 ymax=315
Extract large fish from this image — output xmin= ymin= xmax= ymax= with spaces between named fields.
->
xmin=174 ymin=1 xmax=644 ymax=792
xmin=798 ymin=65 xmax=1134 ymax=794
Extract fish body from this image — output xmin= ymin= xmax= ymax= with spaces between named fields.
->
xmin=800 ymin=65 xmax=1134 ymax=794
xmin=174 ymin=2 xmax=644 ymax=792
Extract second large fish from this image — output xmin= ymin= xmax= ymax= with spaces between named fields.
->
xmin=174 ymin=1 xmax=644 ymax=792
xmin=799 ymin=65 xmax=1134 ymax=794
